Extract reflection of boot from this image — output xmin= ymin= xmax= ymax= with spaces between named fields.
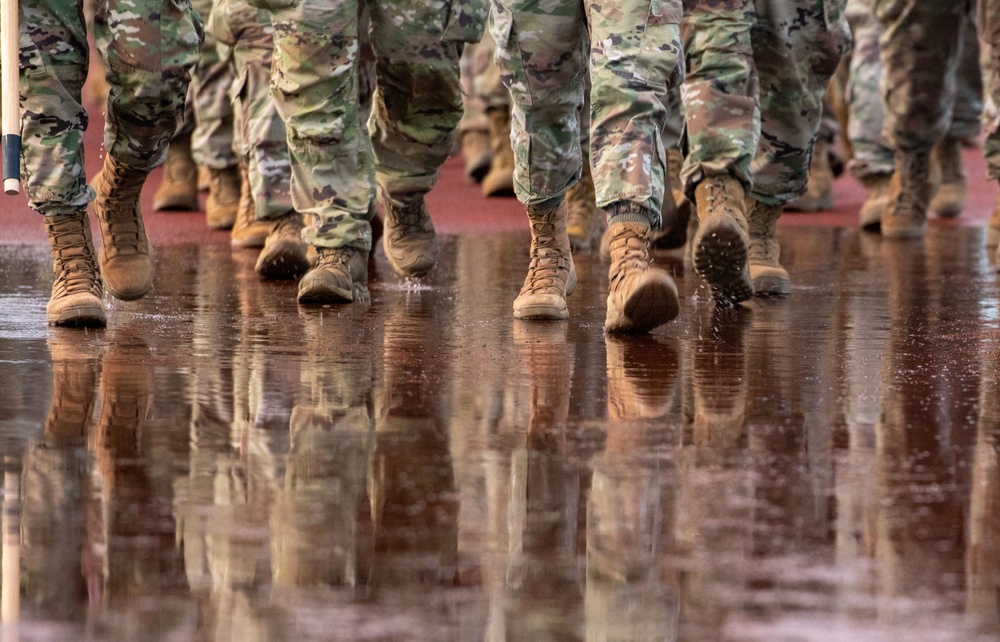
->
xmin=153 ymin=138 xmax=199 ymax=212
xmin=859 ymin=173 xmax=892 ymax=232
xmin=786 ymin=138 xmax=834 ymax=212
xmin=482 ymin=107 xmax=515 ymax=198
xmin=461 ymin=129 xmax=492 ymax=184
xmin=746 ymin=198 xmax=790 ymax=296
xmin=691 ymin=308 xmax=750 ymax=454
xmin=566 ymin=162 xmax=603 ymax=254
xmin=255 ymin=211 xmax=310 ymax=280
xmin=929 ymin=136 xmax=965 ymax=219
xmin=379 ymin=191 xmax=439 ymax=278
xmin=45 ymin=332 xmax=101 ymax=444
xmin=91 ymin=155 xmax=154 ymax=300
xmin=691 ymin=176 xmax=752 ymax=306
xmin=230 ymin=165 xmax=270 ymax=249
xmin=605 ymin=335 xmax=677 ymax=421
xmin=604 ymin=222 xmax=678 ymax=333
xmin=513 ymin=202 xmax=577 ymax=320
xmin=44 ymin=211 xmax=107 ymax=327
xmin=882 ymin=149 xmax=931 ymax=239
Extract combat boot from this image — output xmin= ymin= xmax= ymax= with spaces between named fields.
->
xmin=230 ymin=165 xmax=269 ymax=249
xmin=152 ymin=137 xmax=199 ymax=212
xmin=255 ymin=211 xmax=311 ymax=280
xmin=380 ymin=191 xmax=439 ymax=277
xmin=786 ymin=137 xmax=834 ymax=212
xmin=604 ymin=220 xmax=679 ymax=333
xmin=882 ymin=149 xmax=932 ymax=238
xmin=746 ymin=197 xmax=790 ymax=296
xmin=513 ymin=201 xmax=577 ymax=320
xmin=297 ymin=246 xmax=370 ymax=304
xmin=858 ymin=172 xmax=892 ymax=231
xmin=929 ymin=135 xmax=966 ymax=219
xmin=482 ymin=107 xmax=515 ymax=198
xmin=461 ymin=128 xmax=492 ymax=184
xmin=45 ymin=211 xmax=107 ymax=327
xmin=91 ymin=155 xmax=154 ymax=300
xmin=691 ymin=175 xmax=753 ymax=305
xmin=566 ymin=161 xmax=602 ymax=254
xmin=988 ymin=187 xmax=1000 ymax=248
xmin=205 ymin=165 xmax=241 ymax=230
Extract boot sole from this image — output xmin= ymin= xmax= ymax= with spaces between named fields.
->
xmin=607 ymin=275 xmax=679 ymax=334
xmin=297 ymin=282 xmax=354 ymax=304
xmin=48 ymin=304 xmax=108 ymax=328
xmin=513 ymin=302 xmax=569 ymax=320
xmin=693 ymin=220 xmax=753 ymax=306
xmin=153 ymin=194 xmax=199 ymax=212
xmin=256 ymin=241 xmax=311 ymax=280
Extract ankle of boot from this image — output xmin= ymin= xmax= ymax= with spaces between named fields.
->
xmin=605 ymin=201 xmax=654 ymax=228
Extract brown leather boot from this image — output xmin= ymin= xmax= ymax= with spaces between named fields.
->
xmin=255 ymin=211 xmax=311 ymax=280
xmin=566 ymin=161 xmax=602 ymax=254
xmin=604 ymin=221 xmax=678 ymax=333
xmin=230 ymin=165 xmax=269 ymax=249
xmin=380 ymin=191 xmax=439 ymax=277
xmin=482 ymin=107 xmax=515 ymax=198
xmin=929 ymin=135 xmax=966 ymax=219
xmin=461 ymin=129 xmax=492 ymax=184
xmin=859 ymin=172 xmax=892 ymax=231
xmin=513 ymin=201 xmax=577 ymax=320
xmin=297 ymin=246 xmax=370 ymax=304
xmin=45 ymin=211 xmax=107 ymax=327
xmin=91 ymin=155 xmax=154 ymax=300
xmin=747 ymin=198 xmax=790 ymax=296
xmin=152 ymin=137 xmax=199 ymax=212
xmin=205 ymin=166 xmax=241 ymax=230
xmin=691 ymin=175 xmax=752 ymax=305
xmin=882 ymin=149 xmax=932 ymax=238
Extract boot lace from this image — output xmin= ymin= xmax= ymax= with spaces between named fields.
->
xmin=607 ymin=225 xmax=650 ymax=290
xmin=48 ymin=219 xmax=102 ymax=298
xmin=386 ymin=200 xmax=430 ymax=238
xmin=97 ymin=159 xmax=147 ymax=257
xmin=522 ymin=211 xmax=571 ymax=294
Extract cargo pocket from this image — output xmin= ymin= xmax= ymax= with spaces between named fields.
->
xmin=489 ymin=3 xmax=531 ymax=106
xmin=631 ymin=0 xmax=682 ymax=91
xmin=442 ymin=0 xmax=488 ymax=43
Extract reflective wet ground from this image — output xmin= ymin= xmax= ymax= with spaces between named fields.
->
xmin=1 ymin=224 xmax=1000 ymax=641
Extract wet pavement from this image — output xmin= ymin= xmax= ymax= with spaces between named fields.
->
xmin=0 ymin=218 xmax=999 ymax=641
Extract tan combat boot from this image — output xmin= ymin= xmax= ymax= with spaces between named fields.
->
xmin=858 ymin=172 xmax=892 ymax=231
xmin=786 ymin=137 xmax=834 ymax=212
xmin=379 ymin=191 xmax=439 ymax=277
xmin=205 ymin=165 xmax=241 ymax=230
xmin=91 ymin=155 xmax=155 ymax=300
xmin=482 ymin=107 xmax=515 ymax=198
xmin=230 ymin=165 xmax=269 ymax=249
xmin=988 ymin=187 xmax=1000 ymax=248
xmin=297 ymin=246 xmax=370 ymax=304
xmin=882 ymin=149 xmax=932 ymax=238
xmin=566 ymin=161 xmax=602 ymax=254
xmin=604 ymin=221 xmax=679 ymax=333
xmin=255 ymin=211 xmax=311 ymax=280
xmin=746 ymin=198 xmax=790 ymax=296
xmin=929 ymin=135 xmax=966 ymax=219
xmin=45 ymin=211 xmax=107 ymax=327
xmin=691 ymin=175 xmax=753 ymax=305
xmin=461 ymin=128 xmax=492 ymax=184
xmin=513 ymin=201 xmax=577 ymax=320
xmin=152 ymin=137 xmax=199 ymax=212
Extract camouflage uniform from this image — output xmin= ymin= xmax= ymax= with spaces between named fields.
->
xmin=845 ymin=0 xmax=980 ymax=180
xmin=491 ymin=0 xmax=683 ymax=228
xmin=18 ymin=0 xmax=201 ymax=217
xmin=209 ymin=0 xmax=293 ymax=220
xmin=458 ymin=30 xmax=508 ymax=135
xmin=266 ymin=0 xmax=485 ymax=250
xmin=680 ymin=0 xmax=850 ymax=206
xmin=981 ymin=0 xmax=1000 ymax=180
xmin=872 ymin=0 xmax=971 ymax=155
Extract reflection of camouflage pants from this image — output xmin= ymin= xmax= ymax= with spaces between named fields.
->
xmin=268 ymin=0 xmax=484 ymax=250
xmin=980 ymin=0 xmax=1000 ymax=179
xmin=183 ymin=0 xmax=238 ymax=170
xmin=846 ymin=0 xmax=980 ymax=179
xmin=18 ymin=0 xmax=201 ymax=217
xmin=491 ymin=0 xmax=683 ymax=227
xmin=873 ymin=0 xmax=972 ymax=154
xmin=210 ymin=0 xmax=293 ymax=220
xmin=681 ymin=0 xmax=850 ymax=206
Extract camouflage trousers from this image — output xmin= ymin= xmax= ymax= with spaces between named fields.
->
xmin=491 ymin=0 xmax=683 ymax=227
xmin=177 ymin=0 xmax=237 ymax=170
xmin=209 ymin=0 xmax=293 ymax=220
xmin=18 ymin=0 xmax=201 ymax=217
xmin=846 ymin=0 xmax=980 ymax=179
xmin=873 ymin=0 xmax=973 ymax=154
xmin=268 ymin=0 xmax=484 ymax=250
xmin=459 ymin=30 xmax=507 ymax=134
xmin=681 ymin=0 xmax=850 ymax=206
xmin=980 ymin=0 xmax=1000 ymax=179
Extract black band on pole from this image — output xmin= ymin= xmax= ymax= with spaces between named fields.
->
xmin=2 ymin=134 xmax=20 ymax=181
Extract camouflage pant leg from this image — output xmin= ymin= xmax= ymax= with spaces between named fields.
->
xmin=210 ymin=0 xmax=293 ymax=220
xmin=189 ymin=0 xmax=238 ymax=169
xmin=845 ymin=0 xmax=893 ymax=179
xmin=981 ymin=0 xmax=1000 ymax=179
xmin=367 ymin=0 xmax=472 ymax=202
xmin=680 ymin=0 xmax=758 ymax=197
xmin=750 ymin=0 xmax=850 ymax=205
xmin=460 ymin=39 xmax=491 ymax=133
xmin=662 ymin=83 xmax=684 ymax=150
xmin=951 ymin=10 xmax=983 ymax=144
xmin=873 ymin=0 xmax=969 ymax=153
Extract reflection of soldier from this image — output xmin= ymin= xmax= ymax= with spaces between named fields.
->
xmin=968 ymin=349 xmax=1000 ymax=635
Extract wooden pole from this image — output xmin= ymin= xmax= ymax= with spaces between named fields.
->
xmin=1 ymin=0 xmax=21 ymax=195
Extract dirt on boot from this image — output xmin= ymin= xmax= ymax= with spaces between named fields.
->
xmin=513 ymin=201 xmax=577 ymax=320
xmin=45 ymin=211 xmax=107 ymax=327
xmin=91 ymin=155 xmax=154 ymax=301
xmin=604 ymin=222 xmax=679 ymax=334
